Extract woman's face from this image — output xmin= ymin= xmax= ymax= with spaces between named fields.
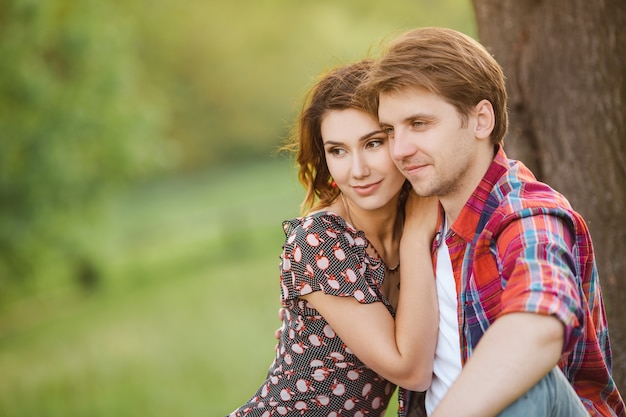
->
xmin=321 ymin=108 xmax=406 ymax=212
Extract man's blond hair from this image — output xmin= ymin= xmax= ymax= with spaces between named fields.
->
xmin=363 ymin=27 xmax=509 ymax=144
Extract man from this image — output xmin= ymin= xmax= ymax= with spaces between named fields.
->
xmin=364 ymin=27 xmax=625 ymax=416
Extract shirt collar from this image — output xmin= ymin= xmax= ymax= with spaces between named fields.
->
xmin=449 ymin=144 xmax=508 ymax=242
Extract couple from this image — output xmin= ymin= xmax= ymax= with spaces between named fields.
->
xmin=227 ymin=27 xmax=625 ymax=417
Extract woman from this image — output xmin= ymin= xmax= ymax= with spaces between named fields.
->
xmin=227 ymin=60 xmax=438 ymax=417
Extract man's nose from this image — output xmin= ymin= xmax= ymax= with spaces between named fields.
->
xmin=389 ymin=129 xmax=415 ymax=162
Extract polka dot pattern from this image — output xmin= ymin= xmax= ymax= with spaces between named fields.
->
xmin=228 ymin=212 xmax=396 ymax=416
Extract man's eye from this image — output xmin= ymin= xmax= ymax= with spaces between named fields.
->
xmin=382 ymin=127 xmax=394 ymax=134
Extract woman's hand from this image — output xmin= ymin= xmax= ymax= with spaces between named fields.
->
xmin=402 ymin=192 xmax=439 ymax=246
xmin=302 ymin=191 xmax=440 ymax=390
xmin=273 ymin=308 xmax=286 ymax=353
xmin=274 ymin=308 xmax=285 ymax=339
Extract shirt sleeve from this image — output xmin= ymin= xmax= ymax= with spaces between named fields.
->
xmin=280 ymin=215 xmax=380 ymax=305
xmin=496 ymin=213 xmax=583 ymax=350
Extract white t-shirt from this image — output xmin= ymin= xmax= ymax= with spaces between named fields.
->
xmin=425 ymin=223 xmax=462 ymax=415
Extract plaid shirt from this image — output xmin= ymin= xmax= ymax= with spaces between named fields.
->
xmin=399 ymin=146 xmax=624 ymax=417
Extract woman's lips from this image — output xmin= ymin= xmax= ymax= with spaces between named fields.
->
xmin=352 ymin=180 xmax=382 ymax=196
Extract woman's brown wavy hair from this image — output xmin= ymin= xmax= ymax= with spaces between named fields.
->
xmin=283 ymin=60 xmax=375 ymax=215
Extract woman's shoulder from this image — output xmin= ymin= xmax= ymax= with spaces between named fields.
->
xmin=282 ymin=211 xmax=366 ymax=247
xmin=280 ymin=210 xmax=383 ymax=305
xmin=281 ymin=211 xmax=372 ymax=268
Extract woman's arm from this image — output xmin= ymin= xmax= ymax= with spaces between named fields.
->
xmin=302 ymin=195 xmax=439 ymax=390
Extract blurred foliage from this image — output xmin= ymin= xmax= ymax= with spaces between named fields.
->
xmin=0 ymin=0 xmax=475 ymax=294
xmin=0 ymin=0 xmax=169 ymax=293
xmin=121 ymin=0 xmax=476 ymax=170
xmin=0 ymin=159 xmax=304 ymax=417
xmin=0 ymin=1 xmax=476 ymax=414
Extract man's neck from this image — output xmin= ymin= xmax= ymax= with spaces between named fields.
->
xmin=441 ymin=144 xmax=497 ymax=225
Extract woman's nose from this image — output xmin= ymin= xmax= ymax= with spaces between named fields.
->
xmin=351 ymin=154 xmax=370 ymax=178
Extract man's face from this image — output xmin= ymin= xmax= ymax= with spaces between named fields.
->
xmin=378 ymin=87 xmax=478 ymax=202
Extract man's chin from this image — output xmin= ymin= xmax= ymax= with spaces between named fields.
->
xmin=409 ymin=183 xmax=435 ymax=198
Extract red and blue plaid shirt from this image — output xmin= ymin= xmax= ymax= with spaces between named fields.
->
xmin=399 ymin=146 xmax=624 ymax=417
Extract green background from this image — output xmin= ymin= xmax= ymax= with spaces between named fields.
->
xmin=0 ymin=1 xmax=475 ymax=415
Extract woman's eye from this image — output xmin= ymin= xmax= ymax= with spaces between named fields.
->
xmin=328 ymin=148 xmax=345 ymax=156
xmin=366 ymin=139 xmax=383 ymax=148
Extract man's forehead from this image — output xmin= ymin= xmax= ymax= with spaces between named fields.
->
xmin=379 ymin=86 xmax=433 ymax=101
xmin=378 ymin=88 xmax=435 ymax=116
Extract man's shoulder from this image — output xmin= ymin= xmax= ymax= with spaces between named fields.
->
xmin=481 ymin=160 xmax=579 ymax=235
xmin=494 ymin=159 xmax=571 ymax=212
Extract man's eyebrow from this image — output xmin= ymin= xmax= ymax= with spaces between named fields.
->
xmin=404 ymin=113 xmax=433 ymax=122
xmin=380 ymin=113 xmax=435 ymax=125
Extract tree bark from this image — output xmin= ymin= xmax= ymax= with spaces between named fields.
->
xmin=472 ymin=0 xmax=626 ymax=391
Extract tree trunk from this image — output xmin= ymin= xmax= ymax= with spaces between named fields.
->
xmin=472 ymin=0 xmax=626 ymax=391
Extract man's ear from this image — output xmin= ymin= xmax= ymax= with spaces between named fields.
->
xmin=474 ymin=99 xmax=495 ymax=140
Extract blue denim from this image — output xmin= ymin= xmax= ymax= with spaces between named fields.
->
xmin=496 ymin=367 xmax=588 ymax=417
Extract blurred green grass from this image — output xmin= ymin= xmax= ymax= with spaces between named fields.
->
xmin=3 ymin=158 xmax=383 ymax=416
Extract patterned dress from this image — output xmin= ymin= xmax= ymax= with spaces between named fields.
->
xmin=227 ymin=212 xmax=397 ymax=417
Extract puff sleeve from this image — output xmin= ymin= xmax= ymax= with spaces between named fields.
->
xmin=280 ymin=214 xmax=382 ymax=305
